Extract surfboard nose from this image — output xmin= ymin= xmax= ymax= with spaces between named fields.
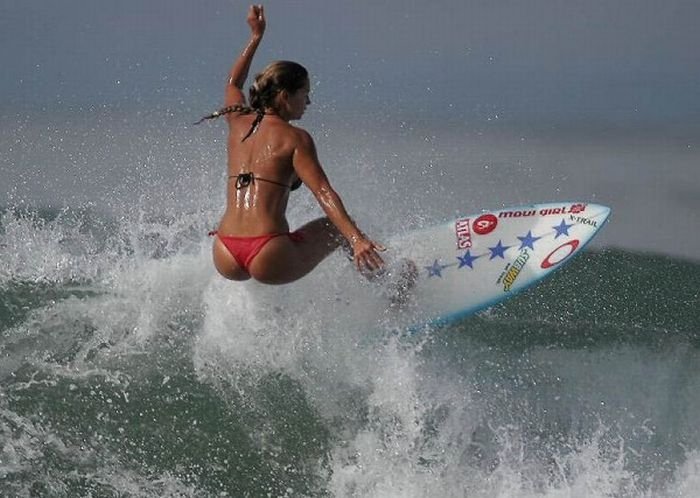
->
xmin=586 ymin=203 xmax=612 ymax=224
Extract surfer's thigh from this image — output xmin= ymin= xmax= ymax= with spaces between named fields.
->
xmin=249 ymin=217 xmax=343 ymax=284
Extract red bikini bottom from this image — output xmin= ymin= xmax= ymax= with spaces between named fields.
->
xmin=211 ymin=231 xmax=304 ymax=272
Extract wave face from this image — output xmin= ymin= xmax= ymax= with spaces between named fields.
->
xmin=1 ymin=207 xmax=698 ymax=497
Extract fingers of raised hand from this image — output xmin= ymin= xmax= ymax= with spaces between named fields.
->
xmin=253 ymin=5 xmax=264 ymax=19
xmin=248 ymin=5 xmax=265 ymax=27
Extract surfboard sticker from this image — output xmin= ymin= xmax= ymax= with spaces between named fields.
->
xmin=540 ymin=239 xmax=580 ymax=269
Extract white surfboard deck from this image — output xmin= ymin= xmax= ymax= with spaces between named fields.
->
xmin=386 ymin=201 xmax=610 ymax=328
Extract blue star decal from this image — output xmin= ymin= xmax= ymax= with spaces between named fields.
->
xmin=425 ymin=259 xmax=450 ymax=278
xmin=488 ymin=240 xmax=512 ymax=260
xmin=517 ymin=230 xmax=542 ymax=250
xmin=553 ymin=219 xmax=574 ymax=239
xmin=457 ymin=250 xmax=481 ymax=269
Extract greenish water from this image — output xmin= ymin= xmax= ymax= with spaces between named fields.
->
xmin=2 ymin=208 xmax=699 ymax=497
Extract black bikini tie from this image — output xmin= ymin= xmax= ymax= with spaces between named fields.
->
xmin=231 ymin=172 xmax=301 ymax=191
xmin=235 ymin=172 xmax=254 ymax=190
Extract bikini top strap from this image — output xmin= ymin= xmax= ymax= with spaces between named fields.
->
xmin=229 ymin=172 xmax=299 ymax=191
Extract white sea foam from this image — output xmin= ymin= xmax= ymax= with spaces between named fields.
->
xmin=1 ymin=146 xmax=699 ymax=496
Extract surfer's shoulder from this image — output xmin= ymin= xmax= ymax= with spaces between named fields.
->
xmin=288 ymin=125 xmax=314 ymax=146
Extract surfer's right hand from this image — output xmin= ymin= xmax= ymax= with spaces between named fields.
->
xmin=247 ymin=5 xmax=266 ymax=37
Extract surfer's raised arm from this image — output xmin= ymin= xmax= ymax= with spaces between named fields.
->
xmin=224 ymin=5 xmax=266 ymax=107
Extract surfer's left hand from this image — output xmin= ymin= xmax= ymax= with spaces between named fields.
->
xmin=247 ymin=5 xmax=266 ymax=37
xmin=352 ymin=236 xmax=386 ymax=273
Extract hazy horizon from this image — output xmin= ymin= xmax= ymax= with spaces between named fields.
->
xmin=2 ymin=0 xmax=699 ymax=126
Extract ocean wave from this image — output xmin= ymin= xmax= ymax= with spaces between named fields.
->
xmin=1 ymin=206 xmax=699 ymax=497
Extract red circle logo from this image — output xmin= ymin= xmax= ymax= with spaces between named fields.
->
xmin=541 ymin=240 xmax=580 ymax=269
xmin=472 ymin=214 xmax=498 ymax=235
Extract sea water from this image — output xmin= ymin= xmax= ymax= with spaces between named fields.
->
xmin=1 ymin=108 xmax=699 ymax=497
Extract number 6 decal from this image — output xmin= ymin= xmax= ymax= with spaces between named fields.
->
xmin=472 ymin=214 xmax=498 ymax=235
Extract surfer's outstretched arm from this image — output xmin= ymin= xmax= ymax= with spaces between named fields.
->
xmin=292 ymin=128 xmax=386 ymax=273
xmin=224 ymin=5 xmax=266 ymax=107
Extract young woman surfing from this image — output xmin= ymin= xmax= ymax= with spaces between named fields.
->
xmin=198 ymin=5 xmax=385 ymax=284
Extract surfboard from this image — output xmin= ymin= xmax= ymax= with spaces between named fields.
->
xmin=386 ymin=201 xmax=611 ymax=327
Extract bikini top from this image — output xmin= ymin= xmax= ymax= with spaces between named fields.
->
xmin=230 ymin=172 xmax=302 ymax=191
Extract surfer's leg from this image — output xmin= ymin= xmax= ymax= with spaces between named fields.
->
xmin=248 ymin=217 xmax=343 ymax=284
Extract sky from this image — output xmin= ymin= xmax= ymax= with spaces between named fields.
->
xmin=2 ymin=0 xmax=699 ymax=125
xmin=1 ymin=0 xmax=698 ymax=259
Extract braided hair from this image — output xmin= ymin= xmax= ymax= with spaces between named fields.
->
xmin=194 ymin=61 xmax=309 ymax=142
